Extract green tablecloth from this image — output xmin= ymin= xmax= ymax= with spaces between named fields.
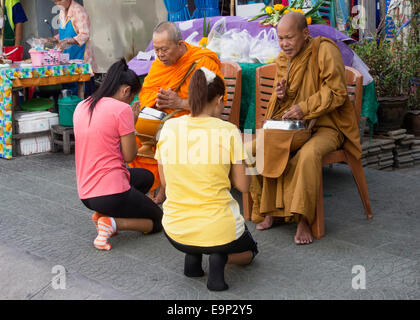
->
xmin=238 ymin=62 xmax=266 ymax=133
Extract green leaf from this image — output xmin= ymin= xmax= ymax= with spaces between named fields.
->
xmin=203 ymin=13 xmax=207 ymax=36
xmin=248 ymin=13 xmax=268 ymax=21
xmin=298 ymin=0 xmax=305 ymax=9
xmin=305 ymin=0 xmax=325 ymax=16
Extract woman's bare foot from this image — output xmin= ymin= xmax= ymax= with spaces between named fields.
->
xmin=153 ymin=187 xmax=166 ymax=204
xmin=256 ymin=216 xmax=274 ymax=230
xmin=294 ymin=216 xmax=313 ymax=245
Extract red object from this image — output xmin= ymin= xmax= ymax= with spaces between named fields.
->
xmin=3 ymin=46 xmax=24 ymax=62
xmin=27 ymin=87 xmax=35 ymax=100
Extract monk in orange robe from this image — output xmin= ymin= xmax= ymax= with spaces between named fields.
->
xmin=250 ymin=12 xmax=362 ymax=244
xmin=129 ymin=22 xmax=224 ymax=204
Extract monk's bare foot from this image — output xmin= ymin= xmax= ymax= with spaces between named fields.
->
xmin=256 ymin=216 xmax=274 ymax=230
xmin=294 ymin=216 xmax=313 ymax=245
xmin=153 ymin=188 xmax=166 ymax=204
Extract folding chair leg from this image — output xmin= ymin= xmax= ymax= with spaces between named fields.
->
xmin=345 ymin=152 xmax=373 ymax=220
xmin=312 ymin=175 xmax=325 ymax=239
xmin=242 ymin=192 xmax=253 ymax=221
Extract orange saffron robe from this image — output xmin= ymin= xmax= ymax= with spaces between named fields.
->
xmin=128 ymin=43 xmax=224 ymax=191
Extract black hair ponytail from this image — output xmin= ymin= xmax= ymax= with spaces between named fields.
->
xmin=188 ymin=69 xmax=225 ymax=117
xmin=86 ymin=58 xmax=141 ymax=121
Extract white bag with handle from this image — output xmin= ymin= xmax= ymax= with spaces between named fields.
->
xmin=219 ymin=29 xmax=253 ymax=63
xmin=185 ymin=31 xmax=200 ymax=46
xmin=206 ymin=18 xmax=227 ymax=57
xmin=249 ymin=28 xmax=281 ymax=63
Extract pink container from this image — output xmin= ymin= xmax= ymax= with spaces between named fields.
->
xmin=29 ymin=50 xmax=46 ymax=67
xmin=29 ymin=49 xmax=62 ymax=67
xmin=46 ymin=49 xmax=61 ymax=65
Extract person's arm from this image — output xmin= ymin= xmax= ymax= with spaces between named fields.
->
xmin=120 ymin=133 xmax=138 ymax=163
xmin=72 ymin=7 xmax=91 ymax=47
xmin=230 ymin=162 xmax=250 ymax=193
xmin=14 ymin=22 xmax=23 ymax=46
xmin=56 ymin=37 xmax=78 ymax=50
xmin=119 ymin=104 xmax=139 ymax=163
xmin=229 ymin=127 xmax=250 ymax=193
xmin=298 ymin=41 xmax=349 ymax=120
xmin=10 ymin=2 xmax=27 ymax=46
xmin=158 ymin=163 xmax=166 ymax=188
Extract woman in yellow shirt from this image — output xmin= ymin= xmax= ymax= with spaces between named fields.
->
xmin=155 ymin=67 xmax=258 ymax=291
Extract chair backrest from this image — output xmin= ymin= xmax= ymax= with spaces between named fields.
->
xmin=255 ymin=63 xmax=276 ymax=130
xmin=254 ymin=64 xmax=364 ymax=128
xmin=221 ymin=61 xmax=242 ymax=127
xmin=344 ymin=66 xmax=363 ymax=124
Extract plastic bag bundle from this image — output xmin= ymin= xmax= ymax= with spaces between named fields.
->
xmin=185 ymin=31 xmax=200 ymax=46
xmin=206 ymin=18 xmax=227 ymax=57
xmin=249 ymin=28 xmax=281 ymax=63
xmin=219 ymin=29 xmax=253 ymax=63
xmin=27 ymin=38 xmax=46 ymax=51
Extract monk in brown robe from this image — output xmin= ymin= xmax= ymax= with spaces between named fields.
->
xmin=251 ymin=12 xmax=361 ymax=244
xmin=128 ymin=22 xmax=225 ymax=204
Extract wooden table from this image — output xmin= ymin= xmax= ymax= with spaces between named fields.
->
xmin=0 ymin=63 xmax=92 ymax=159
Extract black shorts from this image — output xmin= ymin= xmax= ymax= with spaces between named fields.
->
xmin=81 ymin=168 xmax=163 ymax=233
xmin=165 ymin=226 xmax=259 ymax=259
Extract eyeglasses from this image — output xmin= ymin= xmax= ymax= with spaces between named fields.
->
xmin=154 ymin=47 xmax=170 ymax=55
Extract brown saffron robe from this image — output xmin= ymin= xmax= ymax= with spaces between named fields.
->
xmin=250 ymin=36 xmax=362 ymax=225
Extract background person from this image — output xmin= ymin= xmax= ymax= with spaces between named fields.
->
xmin=3 ymin=0 xmax=27 ymax=47
xmin=44 ymin=0 xmax=97 ymax=96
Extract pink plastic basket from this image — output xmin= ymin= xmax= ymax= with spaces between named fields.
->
xmin=30 ymin=49 xmax=61 ymax=67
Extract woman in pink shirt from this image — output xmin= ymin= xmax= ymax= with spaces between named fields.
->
xmin=73 ymin=59 xmax=163 ymax=251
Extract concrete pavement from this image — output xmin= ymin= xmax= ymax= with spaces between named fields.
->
xmin=0 ymin=153 xmax=419 ymax=300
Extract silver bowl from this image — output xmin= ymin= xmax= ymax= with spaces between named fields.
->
xmin=138 ymin=107 xmax=167 ymax=120
xmin=263 ymin=120 xmax=306 ymax=130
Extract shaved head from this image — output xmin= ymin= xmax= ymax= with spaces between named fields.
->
xmin=153 ymin=21 xmax=183 ymax=43
xmin=153 ymin=22 xmax=187 ymax=66
xmin=276 ymin=12 xmax=310 ymax=58
xmin=278 ymin=12 xmax=308 ymax=32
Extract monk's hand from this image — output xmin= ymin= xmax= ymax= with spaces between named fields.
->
xmin=156 ymin=89 xmax=182 ymax=110
xmin=276 ymin=78 xmax=287 ymax=100
xmin=131 ymin=101 xmax=141 ymax=125
xmin=282 ymin=104 xmax=304 ymax=120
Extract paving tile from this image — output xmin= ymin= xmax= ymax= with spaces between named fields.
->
xmin=1 ymin=153 xmax=419 ymax=299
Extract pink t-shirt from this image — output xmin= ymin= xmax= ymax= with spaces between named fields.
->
xmin=73 ymin=97 xmax=134 ymax=199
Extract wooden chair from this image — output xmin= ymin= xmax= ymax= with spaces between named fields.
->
xmin=242 ymin=64 xmax=373 ymax=239
xmin=312 ymin=66 xmax=373 ymax=238
xmin=242 ymin=63 xmax=276 ymax=221
xmin=221 ymin=61 xmax=242 ymax=127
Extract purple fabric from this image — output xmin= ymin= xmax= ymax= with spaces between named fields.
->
xmin=128 ymin=16 xmax=355 ymax=76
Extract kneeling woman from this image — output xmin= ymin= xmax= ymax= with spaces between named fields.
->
xmin=73 ymin=58 xmax=163 ymax=250
xmin=155 ymin=67 xmax=258 ymax=291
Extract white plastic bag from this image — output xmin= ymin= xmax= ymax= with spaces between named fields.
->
xmin=219 ymin=29 xmax=253 ymax=63
xmin=206 ymin=18 xmax=227 ymax=57
xmin=249 ymin=28 xmax=281 ymax=63
xmin=185 ymin=31 xmax=200 ymax=46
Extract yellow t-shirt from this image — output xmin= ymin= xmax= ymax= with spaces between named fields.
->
xmin=155 ymin=115 xmax=246 ymax=247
